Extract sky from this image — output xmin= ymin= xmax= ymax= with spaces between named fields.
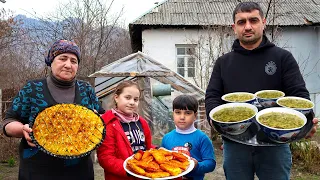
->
xmin=1 ymin=0 xmax=160 ymax=25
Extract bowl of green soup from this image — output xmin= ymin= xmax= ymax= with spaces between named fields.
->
xmin=209 ymin=103 xmax=258 ymax=135
xmin=255 ymin=90 xmax=285 ymax=108
xmin=256 ymin=107 xmax=307 ymax=143
xmin=222 ymin=92 xmax=256 ymax=104
xmin=276 ymin=96 xmax=314 ymax=115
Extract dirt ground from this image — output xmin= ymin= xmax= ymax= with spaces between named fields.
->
xmin=0 ymin=140 xmax=241 ymax=180
xmin=1 ymin=136 xmax=320 ymax=180
xmin=0 ymin=140 xmax=224 ymax=180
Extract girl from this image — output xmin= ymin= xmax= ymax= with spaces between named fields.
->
xmin=97 ymin=80 xmax=153 ymax=180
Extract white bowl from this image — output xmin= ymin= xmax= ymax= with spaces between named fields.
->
xmin=255 ymin=90 xmax=285 ymax=108
xmin=276 ymin=96 xmax=314 ymax=115
xmin=221 ymin=92 xmax=256 ymax=104
xmin=209 ymin=103 xmax=258 ymax=135
xmin=256 ymin=107 xmax=307 ymax=143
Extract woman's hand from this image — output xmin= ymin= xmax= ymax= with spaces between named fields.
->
xmin=305 ymin=118 xmax=318 ymax=139
xmin=93 ymin=109 xmax=103 ymax=117
xmin=22 ymin=124 xmax=36 ymax=147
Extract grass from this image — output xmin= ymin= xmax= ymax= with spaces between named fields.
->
xmin=152 ymin=137 xmax=162 ymax=147
xmin=290 ymin=124 xmax=320 ymax=178
xmin=316 ymin=127 xmax=320 ymax=136
xmin=7 ymin=158 xmax=16 ymax=167
xmin=292 ymin=174 xmax=319 ymax=180
xmin=0 ymin=161 xmax=19 ymax=180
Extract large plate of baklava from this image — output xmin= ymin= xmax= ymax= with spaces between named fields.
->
xmin=30 ymin=104 xmax=106 ymax=159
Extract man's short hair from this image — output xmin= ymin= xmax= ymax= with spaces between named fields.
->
xmin=233 ymin=2 xmax=264 ymax=22
xmin=173 ymin=95 xmax=198 ymax=113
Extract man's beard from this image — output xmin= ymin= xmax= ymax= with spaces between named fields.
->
xmin=240 ymin=33 xmax=262 ymax=45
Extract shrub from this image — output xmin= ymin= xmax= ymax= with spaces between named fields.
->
xmin=7 ymin=157 xmax=16 ymax=167
xmin=290 ymin=139 xmax=320 ymax=174
xmin=0 ymin=133 xmax=19 ymax=162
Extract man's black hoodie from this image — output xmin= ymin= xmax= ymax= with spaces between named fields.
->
xmin=205 ymin=35 xmax=310 ymax=117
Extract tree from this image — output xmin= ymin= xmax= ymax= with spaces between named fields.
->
xmin=0 ymin=8 xmax=17 ymax=50
xmin=190 ymin=26 xmax=233 ymax=90
xmin=27 ymin=0 xmax=131 ymax=79
xmin=1 ymin=0 xmax=132 ymax=90
xmin=0 ymin=8 xmax=33 ymax=89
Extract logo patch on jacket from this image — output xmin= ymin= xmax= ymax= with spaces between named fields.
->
xmin=172 ymin=142 xmax=192 ymax=156
xmin=265 ymin=61 xmax=277 ymax=75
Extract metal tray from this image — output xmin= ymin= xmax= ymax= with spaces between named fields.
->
xmin=29 ymin=104 xmax=106 ymax=159
xmin=211 ymin=107 xmax=314 ymax=146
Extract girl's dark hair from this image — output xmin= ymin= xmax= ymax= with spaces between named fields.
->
xmin=173 ymin=94 xmax=198 ymax=113
xmin=233 ymin=2 xmax=264 ymax=22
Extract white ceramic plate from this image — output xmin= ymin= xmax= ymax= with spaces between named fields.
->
xmin=123 ymin=151 xmax=195 ymax=180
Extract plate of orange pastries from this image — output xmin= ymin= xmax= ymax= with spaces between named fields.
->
xmin=123 ymin=148 xmax=195 ymax=179
xmin=30 ymin=104 xmax=106 ymax=159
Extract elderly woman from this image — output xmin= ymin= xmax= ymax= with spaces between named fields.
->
xmin=1 ymin=40 xmax=104 ymax=180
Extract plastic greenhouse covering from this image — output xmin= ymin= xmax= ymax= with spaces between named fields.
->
xmin=89 ymin=51 xmax=205 ymax=144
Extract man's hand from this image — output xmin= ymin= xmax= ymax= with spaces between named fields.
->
xmin=305 ymin=118 xmax=318 ymax=139
xmin=22 ymin=124 xmax=36 ymax=147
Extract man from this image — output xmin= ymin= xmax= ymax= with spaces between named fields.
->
xmin=205 ymin=2 xmax=318 ymax=180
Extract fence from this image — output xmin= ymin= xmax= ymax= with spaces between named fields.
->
xmin=310 ymin=93 xmax=320 ymax=118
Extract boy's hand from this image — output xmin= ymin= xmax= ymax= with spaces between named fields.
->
xmin=191 ymin=157 xmax=198 ymax=170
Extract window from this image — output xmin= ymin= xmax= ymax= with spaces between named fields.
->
xmin=176 ymin=46 xmax=196 ymax=77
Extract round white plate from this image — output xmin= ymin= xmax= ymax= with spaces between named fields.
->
xmin=123 ymin=152 xmax=195 ymax=180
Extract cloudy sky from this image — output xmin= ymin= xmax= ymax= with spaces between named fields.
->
xmin=2 ymin=0 xmax=160 ymax=25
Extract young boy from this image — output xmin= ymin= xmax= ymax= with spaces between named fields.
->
xmin=161 ymin=94 xmax=216 ymax=180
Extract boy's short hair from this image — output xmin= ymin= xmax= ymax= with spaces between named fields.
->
xmin=233 ymin=2 xmax=264 ymax=22
xmin=173 ymin=95 xmax=198 ymax=113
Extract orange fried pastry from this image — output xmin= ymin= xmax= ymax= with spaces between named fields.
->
xmin=144 ymin=171 xmax=171 ymax=178
xmin=134 ymin=150 xmax=143 ymax=160
xmin=127 ymin=148 xmax=191 ymax=178
xmin=141 ymin=150 xmax=151 ymax=159
xmin=172 ymin=152 xmax=188 ymax=162
xmin=158 ymin=148 xmax=173 ymax=156
xmin=127 ymin=158 xmax=138 ymax=164
xmin=160 ymin=163 xmax=182 ymax=176
xmin=127 ymin=160 xmax=146 ymax=175
xmin=182 ymin=160 xmax=191 ymax=167
xmin=168 ymin=159 xmax=190 ymax=170
xmin=141 ymin=156 xmax=154 ymax=163
xmin=145 ymin=161 xmax=160 ymax=172
xmin=165 ymin=155 xmax=174 ymax=161
xmin=151 ymin=150 xmax=167 ymax=164
xmin=135 ymin=160 xmax=160 ymax=172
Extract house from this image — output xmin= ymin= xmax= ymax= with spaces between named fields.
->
xmin=129 ymin=0 xmax=320 ymax=117
xmin=89 ymin=52 xmax=210 ymax=139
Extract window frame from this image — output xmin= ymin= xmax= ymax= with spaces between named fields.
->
xmin=175 ymin=45 xmax=196 ymax=78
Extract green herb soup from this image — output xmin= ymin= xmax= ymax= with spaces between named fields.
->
xmin=224 ymin=94 xmax=254 ymax=102
xmin=212 ymin=107 xmax=255 ymax=122
xmin=278 ymin=99 xmax=313 ymax=109
xmin=259 ymin=112 xmax=304 ymax=129
xmin=257 ymin=91 xmax=283 ymax=99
